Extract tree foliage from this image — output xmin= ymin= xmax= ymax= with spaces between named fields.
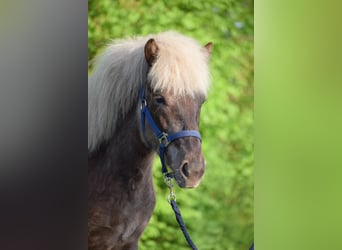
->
xmin=89 ymin=1 xmax=253 ymax=249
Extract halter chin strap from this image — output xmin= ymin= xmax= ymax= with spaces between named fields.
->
xmin=140 ymin=86 xmax=201 ymax=176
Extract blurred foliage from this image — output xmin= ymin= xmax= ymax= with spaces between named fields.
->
xmin=88 ymin=0 xmax=253 ymax=249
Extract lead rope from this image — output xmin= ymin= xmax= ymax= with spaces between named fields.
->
xmin=165 ymin=176 xmax=254 ymax=250
xmin=165 ymin=176 xmax=198 ymax=250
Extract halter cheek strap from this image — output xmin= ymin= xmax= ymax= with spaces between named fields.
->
xmin=140 ymin=86 xmax=201 ymax=176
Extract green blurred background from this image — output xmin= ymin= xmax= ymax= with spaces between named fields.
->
xmin=88 ymin=1 xmax=254 ymax=249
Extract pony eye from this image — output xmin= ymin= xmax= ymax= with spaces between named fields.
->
xmin=154 ymin=96 xmax=166 ymax=105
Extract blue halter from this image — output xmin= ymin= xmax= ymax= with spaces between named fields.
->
xmin=140 ymin=86 xmax=202 ymax=177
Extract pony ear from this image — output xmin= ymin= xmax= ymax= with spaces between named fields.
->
xmin=203 ymin=42 xmax=213 ymax=58
xmin=144 ymin=38 xmax=159 ymax=66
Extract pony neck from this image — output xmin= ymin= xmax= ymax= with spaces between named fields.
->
xmin=89 ymin=107 xmax=155 ymax=174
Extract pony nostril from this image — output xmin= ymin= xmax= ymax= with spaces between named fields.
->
xmin=181 ymin=162 xmax=190 ymax=178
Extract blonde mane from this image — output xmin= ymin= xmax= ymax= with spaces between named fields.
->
xmin=88 ymin=31 xmax=210 ymax=152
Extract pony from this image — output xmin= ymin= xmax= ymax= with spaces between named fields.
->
xmin=88 ymin=31 xmax=212 ymax=250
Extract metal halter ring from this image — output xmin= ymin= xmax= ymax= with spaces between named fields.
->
xmin=164 ymin=175 xmax=176 ymax=202
xmin=164 ymin=175 xmax=173 ymax=188
xmin=168 ymin=192 xmax=176 ymax=203
xmin=159 ymin=132 xmax=170 ymax=147
xmin=140 ymin=99 xmax=147 ymax=110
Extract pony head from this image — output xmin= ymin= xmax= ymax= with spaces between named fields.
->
xmin=141 ymin=32 xmax=212 ymax=188
xmin=88 ymin=31 xmax=212 ymax=188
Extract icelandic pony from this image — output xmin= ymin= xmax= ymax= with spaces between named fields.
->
xmin=88 ymin=31 xmax=212 ymax=250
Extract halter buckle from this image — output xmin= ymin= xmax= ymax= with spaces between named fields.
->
xmin=159 ymin=132 xmax=170 ymax=147
xmin=140 ymin=99 xmax=147 ymax=110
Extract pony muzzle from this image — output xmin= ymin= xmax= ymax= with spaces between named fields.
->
xmin=177 ymin=157 xmax=205 ymax=188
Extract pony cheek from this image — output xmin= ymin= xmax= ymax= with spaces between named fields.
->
xmin=140 ymin=124 xmax=162 ymax=150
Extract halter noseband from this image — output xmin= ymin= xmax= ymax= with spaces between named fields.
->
xmin=140 ymin=86 xmax=202 ymax=177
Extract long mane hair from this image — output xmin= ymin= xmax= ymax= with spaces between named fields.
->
xmin=88 ymin=31 xmax=211 ymax=152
